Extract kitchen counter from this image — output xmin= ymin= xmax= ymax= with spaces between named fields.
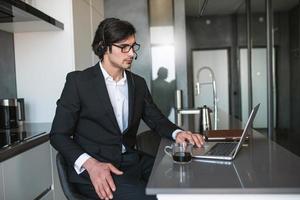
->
xmin=146 ymin=116 xmax=300 ymax=199
xmin=0 ymin=123 xmax=51 ymax=162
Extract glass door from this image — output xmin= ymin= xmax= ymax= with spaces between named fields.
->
xmin=240 ymin=47 xmax=276 ymax=128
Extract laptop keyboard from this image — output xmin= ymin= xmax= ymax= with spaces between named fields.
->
xmin=206 ymin=142 xmax=237 ymax=156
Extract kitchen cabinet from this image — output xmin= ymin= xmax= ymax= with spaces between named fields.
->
xmin=14 ymin=0 xmax=104 ymax=123
xmin=40 ymin=190 xmax=54 ymax=200
xmin=0 ymin=163 xmax=4 ymax=200
xmin=0 ymin=0 xmax=63 ymax=32
xmin=2 ymin=142 xmax=52 ymax=200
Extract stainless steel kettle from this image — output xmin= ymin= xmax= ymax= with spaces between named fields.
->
xmin=199 ymin=105 xmax=212 ymax=133
xmin=0 ymin=98 xmax=25 ymax=129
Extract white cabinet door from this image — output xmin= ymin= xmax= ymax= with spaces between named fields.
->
xmin=3 ymin=142 xmax=52 ymax=200
xmin=0 ymin=163 xmax=4 ymax=200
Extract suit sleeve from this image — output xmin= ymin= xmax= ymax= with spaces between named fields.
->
xmin=50 ymin=72 xmax=85 ymax=165
xmin=141 ymin=80 xmax=181 ymax=140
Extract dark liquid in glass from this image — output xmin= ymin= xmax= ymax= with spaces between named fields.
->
xmin=173 ymin=152 xmax=192 ymax=163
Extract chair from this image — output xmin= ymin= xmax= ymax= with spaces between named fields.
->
xmin=56 ymin=153 xmax=92 ymax=200
xmin=136 ymin=130 xmax=161 ymax=156
xmin=56 ymin=131 xmax=160 ymax=200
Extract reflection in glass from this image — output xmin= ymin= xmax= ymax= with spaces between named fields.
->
xmin=149 ymin=0 xmax=177 ymax=122
xmin=152 ymin=67 xmax=176 ymax=118
xmin=151 ymin=45 xmax=176 ymax=121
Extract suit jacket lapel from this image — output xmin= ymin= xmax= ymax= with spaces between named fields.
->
xmin=125 ymin=70 xmax=135 ymax=131
xmin=91 ymin=63 xmax=121 ymax=133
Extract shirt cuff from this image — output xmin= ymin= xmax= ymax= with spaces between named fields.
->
xmin=74 ymin=153 xmax=91 ymax=174
xmin=172 ymin=129 xmax=182 ymax=140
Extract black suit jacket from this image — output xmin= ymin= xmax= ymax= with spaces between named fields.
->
xmin=50 ymin=63 xmax=179 ymax=183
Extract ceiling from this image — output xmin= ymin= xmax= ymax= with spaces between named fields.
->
xmin=185 ymin=0 xmax=299 ymax=17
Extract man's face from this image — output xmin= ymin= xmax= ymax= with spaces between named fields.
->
xmin=104 ymin=35 xmax=136 ymax=71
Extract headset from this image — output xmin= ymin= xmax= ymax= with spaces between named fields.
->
xmin=97 ymin=23 xmax=108 ymax=57
xmin=97 ymin=21 xmax=138 ymax=60
xmin=134 ymin=52 xmax=138 ymax=60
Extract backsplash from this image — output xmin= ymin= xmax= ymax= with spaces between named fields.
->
xmin=0 ymin=30 xmax=17 ymax=99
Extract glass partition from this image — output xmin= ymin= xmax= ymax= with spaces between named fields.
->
xmin=149 ymin=0 xmax=176 ymax=122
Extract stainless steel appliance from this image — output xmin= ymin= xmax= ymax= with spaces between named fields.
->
xmin=0 ymin=98 xmax=25 ymax=129
xmin=199 ymin=105 xmax=212 ymax=133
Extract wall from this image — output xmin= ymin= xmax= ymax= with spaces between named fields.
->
xmin=290 ymin=5 xmax=300 ymax=134
xmin=174 ymin=0 xmax=188 ymax=108
xmin=14 ymin=0 xmax=75 ymax=123
xmin=186 ymin=15 xmax=240 ymax=120
xmin=0 ymin=30 xmax=17 ymax=99
xmin=186 ymin=12 xmax=291 ymax=130
xmin=149 ymin=0 xmax=173 ymax=26
xmin=73 ymin=0 xmax=104 ymax=70
xmin=276 ymin=12 xmax=290 ymax=130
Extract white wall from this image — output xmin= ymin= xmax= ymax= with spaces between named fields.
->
xmin=73 ymin=0 xmax=104 ymax=70
xmin=14 ymin=0 xmax=75 ymax=123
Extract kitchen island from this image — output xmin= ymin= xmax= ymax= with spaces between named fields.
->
xmin=0 ymin=123 xmax=53 ymax=200
xmin=146 ymin=118 xmax=300 ymax=199
xmin=0 ymin=123 xmax=51 ymax=161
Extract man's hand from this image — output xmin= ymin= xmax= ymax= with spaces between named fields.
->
xmin=83 ymin=158 xmax=123 ymax=200
xmin=175 ymin=131 xmax=205 ymax=147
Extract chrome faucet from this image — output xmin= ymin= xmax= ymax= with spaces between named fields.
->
xmin=195 ymin=66 xmax=218 ymax=129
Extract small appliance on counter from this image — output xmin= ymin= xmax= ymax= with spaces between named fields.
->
xmin=0 ymin=130 xmax=27 ymax=149
xmin=199 ymin=105 xmax=212 ymax=133
xmin=0 ymin=98 xmax=25 ymax=129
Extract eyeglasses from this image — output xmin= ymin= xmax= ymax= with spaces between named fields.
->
xmin=112 ymin=43 xmax=140 ymax=53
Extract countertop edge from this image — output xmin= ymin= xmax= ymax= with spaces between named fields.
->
xmin=146 ymin=187 xmax=300 ymax=195
xmin=0 ymin=132 xmax=49 ymax=162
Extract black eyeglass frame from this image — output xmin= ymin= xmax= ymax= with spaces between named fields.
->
xmin=112 ymin=43 xmax=140 ymax=53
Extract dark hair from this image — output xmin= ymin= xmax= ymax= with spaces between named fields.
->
xmin=92 ymin=18 xmax=136 ymax=61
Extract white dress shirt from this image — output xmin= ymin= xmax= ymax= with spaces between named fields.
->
xmin=74 ymin=62 xmax=180 ymax=174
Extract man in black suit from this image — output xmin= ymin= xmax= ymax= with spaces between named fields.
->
xmin=50 ymin=18 xmax=204 ymax=200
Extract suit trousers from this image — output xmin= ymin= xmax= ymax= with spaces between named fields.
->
xmin=74 ymin=150 xmax=157 ymax=200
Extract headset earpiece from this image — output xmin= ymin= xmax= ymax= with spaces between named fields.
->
xmin=97 ymin=40 xmax=107 ymax=57
xmin=97 ymin=43 xmax=105 ymax=55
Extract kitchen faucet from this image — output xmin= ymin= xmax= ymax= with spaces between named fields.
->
xmin=195 ymin=66 xmax=218 ymax=129
xmin=175 ymin=66 xmax=218 ymax=130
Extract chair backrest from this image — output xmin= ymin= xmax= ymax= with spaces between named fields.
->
xmin=56 ymin=153 xmax=91 ymax=200
xmin=136 ymin=130 xmax=161 ymax=156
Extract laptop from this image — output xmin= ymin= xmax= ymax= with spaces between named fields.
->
xmin=192 ymin=103 xmax=260 ymax=161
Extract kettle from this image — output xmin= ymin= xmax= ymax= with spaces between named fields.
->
xmin=0 ymin=98 xmax=25 ymax=129
xmin=199 ymin=105 xmax=212 ymax=133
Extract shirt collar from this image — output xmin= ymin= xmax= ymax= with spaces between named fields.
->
xmin=99 ymin=62 xmax=127 ymax=85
